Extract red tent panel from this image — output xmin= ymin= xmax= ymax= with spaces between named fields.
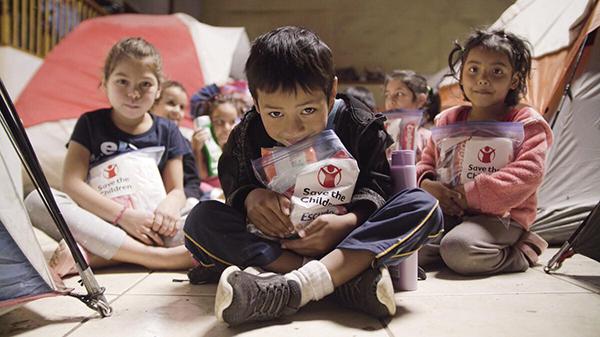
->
xmin=15 ymin=14 xmax=204 ymax=128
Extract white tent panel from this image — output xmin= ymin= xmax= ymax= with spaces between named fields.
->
xmin=176 ymin=13 xmax=250 ymax=85
xmin=0 ymin=126 xmax=56 ymax=291
xmin=532 ymin=29 xmax=600 ymax=243
xmin=490 ymin=0 xmax=593 ymax=57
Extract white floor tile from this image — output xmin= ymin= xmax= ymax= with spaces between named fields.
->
xmin=61 ymin=265 xmax=151 ymax=296
xmin=406 ymin=266 xmax=588 ymax=297
xmin=126 ymin=271 xmax=216 ymax=297
xmin=0 ymin=294 xmax=115 ymax=337
xmin=387 ymin=293 xmax=600 ymax=337
xmin=535 ymin=248 xmax=600 ymax=293
xmin=66 ymin=295 xmax=388 ymax=337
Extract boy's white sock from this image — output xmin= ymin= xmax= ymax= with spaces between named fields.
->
xmin=284 ymin=260 xmax=334 ymax=307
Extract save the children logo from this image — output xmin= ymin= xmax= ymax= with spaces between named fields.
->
xmin=478 ymin=146 xmax=496 ymax=164
xmin=103 ymin=164 xmax=119 ymax=179
xmin=317 ymin=164 xmax=342 ymax=188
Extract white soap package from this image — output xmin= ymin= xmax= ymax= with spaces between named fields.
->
xmin=87 ymin=146 xmax=166 ymax=212
xmin=431 ymin=122 xmax=524 ymax=187
xmin=252 ymin=130 xmax=360 ymax=236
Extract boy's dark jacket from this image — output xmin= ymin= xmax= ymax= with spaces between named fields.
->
xmin=218 ymin=94 xmax=393 ymax=216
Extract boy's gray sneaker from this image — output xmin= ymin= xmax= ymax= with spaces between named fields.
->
xmin=333 ymin=265 xmax=396 ymax=318
xmin=215 ymin=266 xmax=301 ymax=326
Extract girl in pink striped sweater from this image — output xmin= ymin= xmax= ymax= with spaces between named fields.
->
xmin=417 ymin=29 xmax=553 ymax=275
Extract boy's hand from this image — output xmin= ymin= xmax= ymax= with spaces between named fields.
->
xmin=119 ymin=208 xmax=165 ymax=246
xmin=245 ymin=188 xmax=294 ymax=238
xmin=281 ymin=213 xmax=354 ymax=257
xmin=421 ymin=179 xmax=465 ymax=217
xmin=153 ymin=198 xmax=181 ymax=237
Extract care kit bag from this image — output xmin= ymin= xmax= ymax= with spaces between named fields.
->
xmin=431 ymin=122 xmax=524 ymax=187
xmin=87 ymin=146 xmax=166 ymax=212
xmin=252 ymin=130 xmax=359 ymax=238
xmin=383 ymin=109 xmax=423 ymax=151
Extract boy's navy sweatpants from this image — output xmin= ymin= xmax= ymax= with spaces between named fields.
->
xmin=183 ymin=188 xmax=443 ymax=270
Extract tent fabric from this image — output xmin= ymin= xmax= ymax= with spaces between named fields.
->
xmin=572 ymin=201 xmax=600 ymax=262
xmin=14 ymin=14 xmax=250 ymax=129
xmin=531 ymin=26 xmax=600 ymax=243
xmin=0 ymin=220 xmax=55 ymax=314
xmin=489 ymin=0 xmax=593 ymax=57
xmin=176 ymin=13 xmax=250 ymax=85
xmin=0 ymin=125 xmax=65 ymax=315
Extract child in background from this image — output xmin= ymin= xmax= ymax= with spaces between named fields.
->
xmin=189 ymin=84 xmax=241 ymax=187
xmin=417 ymin=29 xmax=553 ymax=275
xmin=183 ymin=26 xmax=442 ymax=326
xmin=151 ymin=80 xmax=203 ymax=205
xmin=25 ymin=37 xmax=195 ymax=275
xmin=384 ymin=70 xmax=439 ymax=161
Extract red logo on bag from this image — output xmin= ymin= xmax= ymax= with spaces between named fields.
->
xmin=478 ymin=146 xmax=496 ymax=163
xmin=104 ymin=164 xmax=118 ymax=179
xmin=318 ymin=164 xmax=342 ymax=188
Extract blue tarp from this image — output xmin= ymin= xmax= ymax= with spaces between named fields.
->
xmin=0 ymin=220 xmax=52 ymax=302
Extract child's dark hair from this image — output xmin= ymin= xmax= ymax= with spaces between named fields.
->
xmin=448 ymin=29 xmax=532 ymax=107
xmin=245 ymin=26 xmax=335 ymax=101
xmin=342 ymin=86 xmax=377 ymax=112
xmin=154 ymin=80 xmax=187 ymax=106
xmin=190 ymin=84 xmax=243 ymax=118
xmin=384 ymin=70 xmax=440 ymax=123
xmin=103 ymin=37 xmax=163 ymax=85
xmin=161 ymin=80 xmax=186 ymax=94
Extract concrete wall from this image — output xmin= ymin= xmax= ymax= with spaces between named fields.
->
xmin=197 ymin=0 xmax=514 ymax=76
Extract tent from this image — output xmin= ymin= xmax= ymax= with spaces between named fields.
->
xmin=545 ymin=200 xmax=600 ymax=273
xmin=435 ymin=0 xmax=600 ymax=244
xmin=14 ymin=13 xmax=251 ymax=128
xmin=1 ymin=79 xmax=110 ymax=316
xmin=531 ymin=2 xmax=600 ymax=244
xmin=0 ymin=115 xmax=67 ymax=316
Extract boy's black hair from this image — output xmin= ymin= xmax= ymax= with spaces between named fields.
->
xmin=245 ymin=26 xmax=335 ymax=101
xmin=448 ymin=29 xmax=532 ymax=107
xmin=342 ymin=86 xmax=377 ymax=112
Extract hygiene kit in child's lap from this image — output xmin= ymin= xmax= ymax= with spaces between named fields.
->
xmin=252 ymin=130 xmax=359 ymax=238
xmin=431 ymin=122 xmax=524 ymax=187
xmin=87 ymin=146 xmax=166 ymax=211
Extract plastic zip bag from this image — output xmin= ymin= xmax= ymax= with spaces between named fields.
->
xmin=251 ymin=130 xmax=359 ymax=238
xmin=383 ymin=109 xmax=423 ymax=151
xmin=87 ymin=146 xmax=167 ymax=212
xmin=431 ymin=121 xmax=524 ymax=187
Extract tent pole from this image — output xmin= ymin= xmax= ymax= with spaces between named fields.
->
xmin=0 ymin=78 xmax=112 ymax=317
xmin=550 ymin=33 xmax=590 ymax=129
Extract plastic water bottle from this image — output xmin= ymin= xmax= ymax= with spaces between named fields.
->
xmin=193 ymin=115 xmax=222 ymax=177
xmin=389 ymin=150 xmax=418 ymax=291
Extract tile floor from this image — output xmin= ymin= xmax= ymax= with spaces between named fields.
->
xmin=1 ymin=231 xmax=599 ymax=337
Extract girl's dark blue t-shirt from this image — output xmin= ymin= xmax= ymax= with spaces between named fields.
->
xmin=69 ymin=108 xmax=190 ymax=172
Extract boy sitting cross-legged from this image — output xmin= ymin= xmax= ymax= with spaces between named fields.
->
xmin=183 ymin=26 xmax=443 ymax=326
